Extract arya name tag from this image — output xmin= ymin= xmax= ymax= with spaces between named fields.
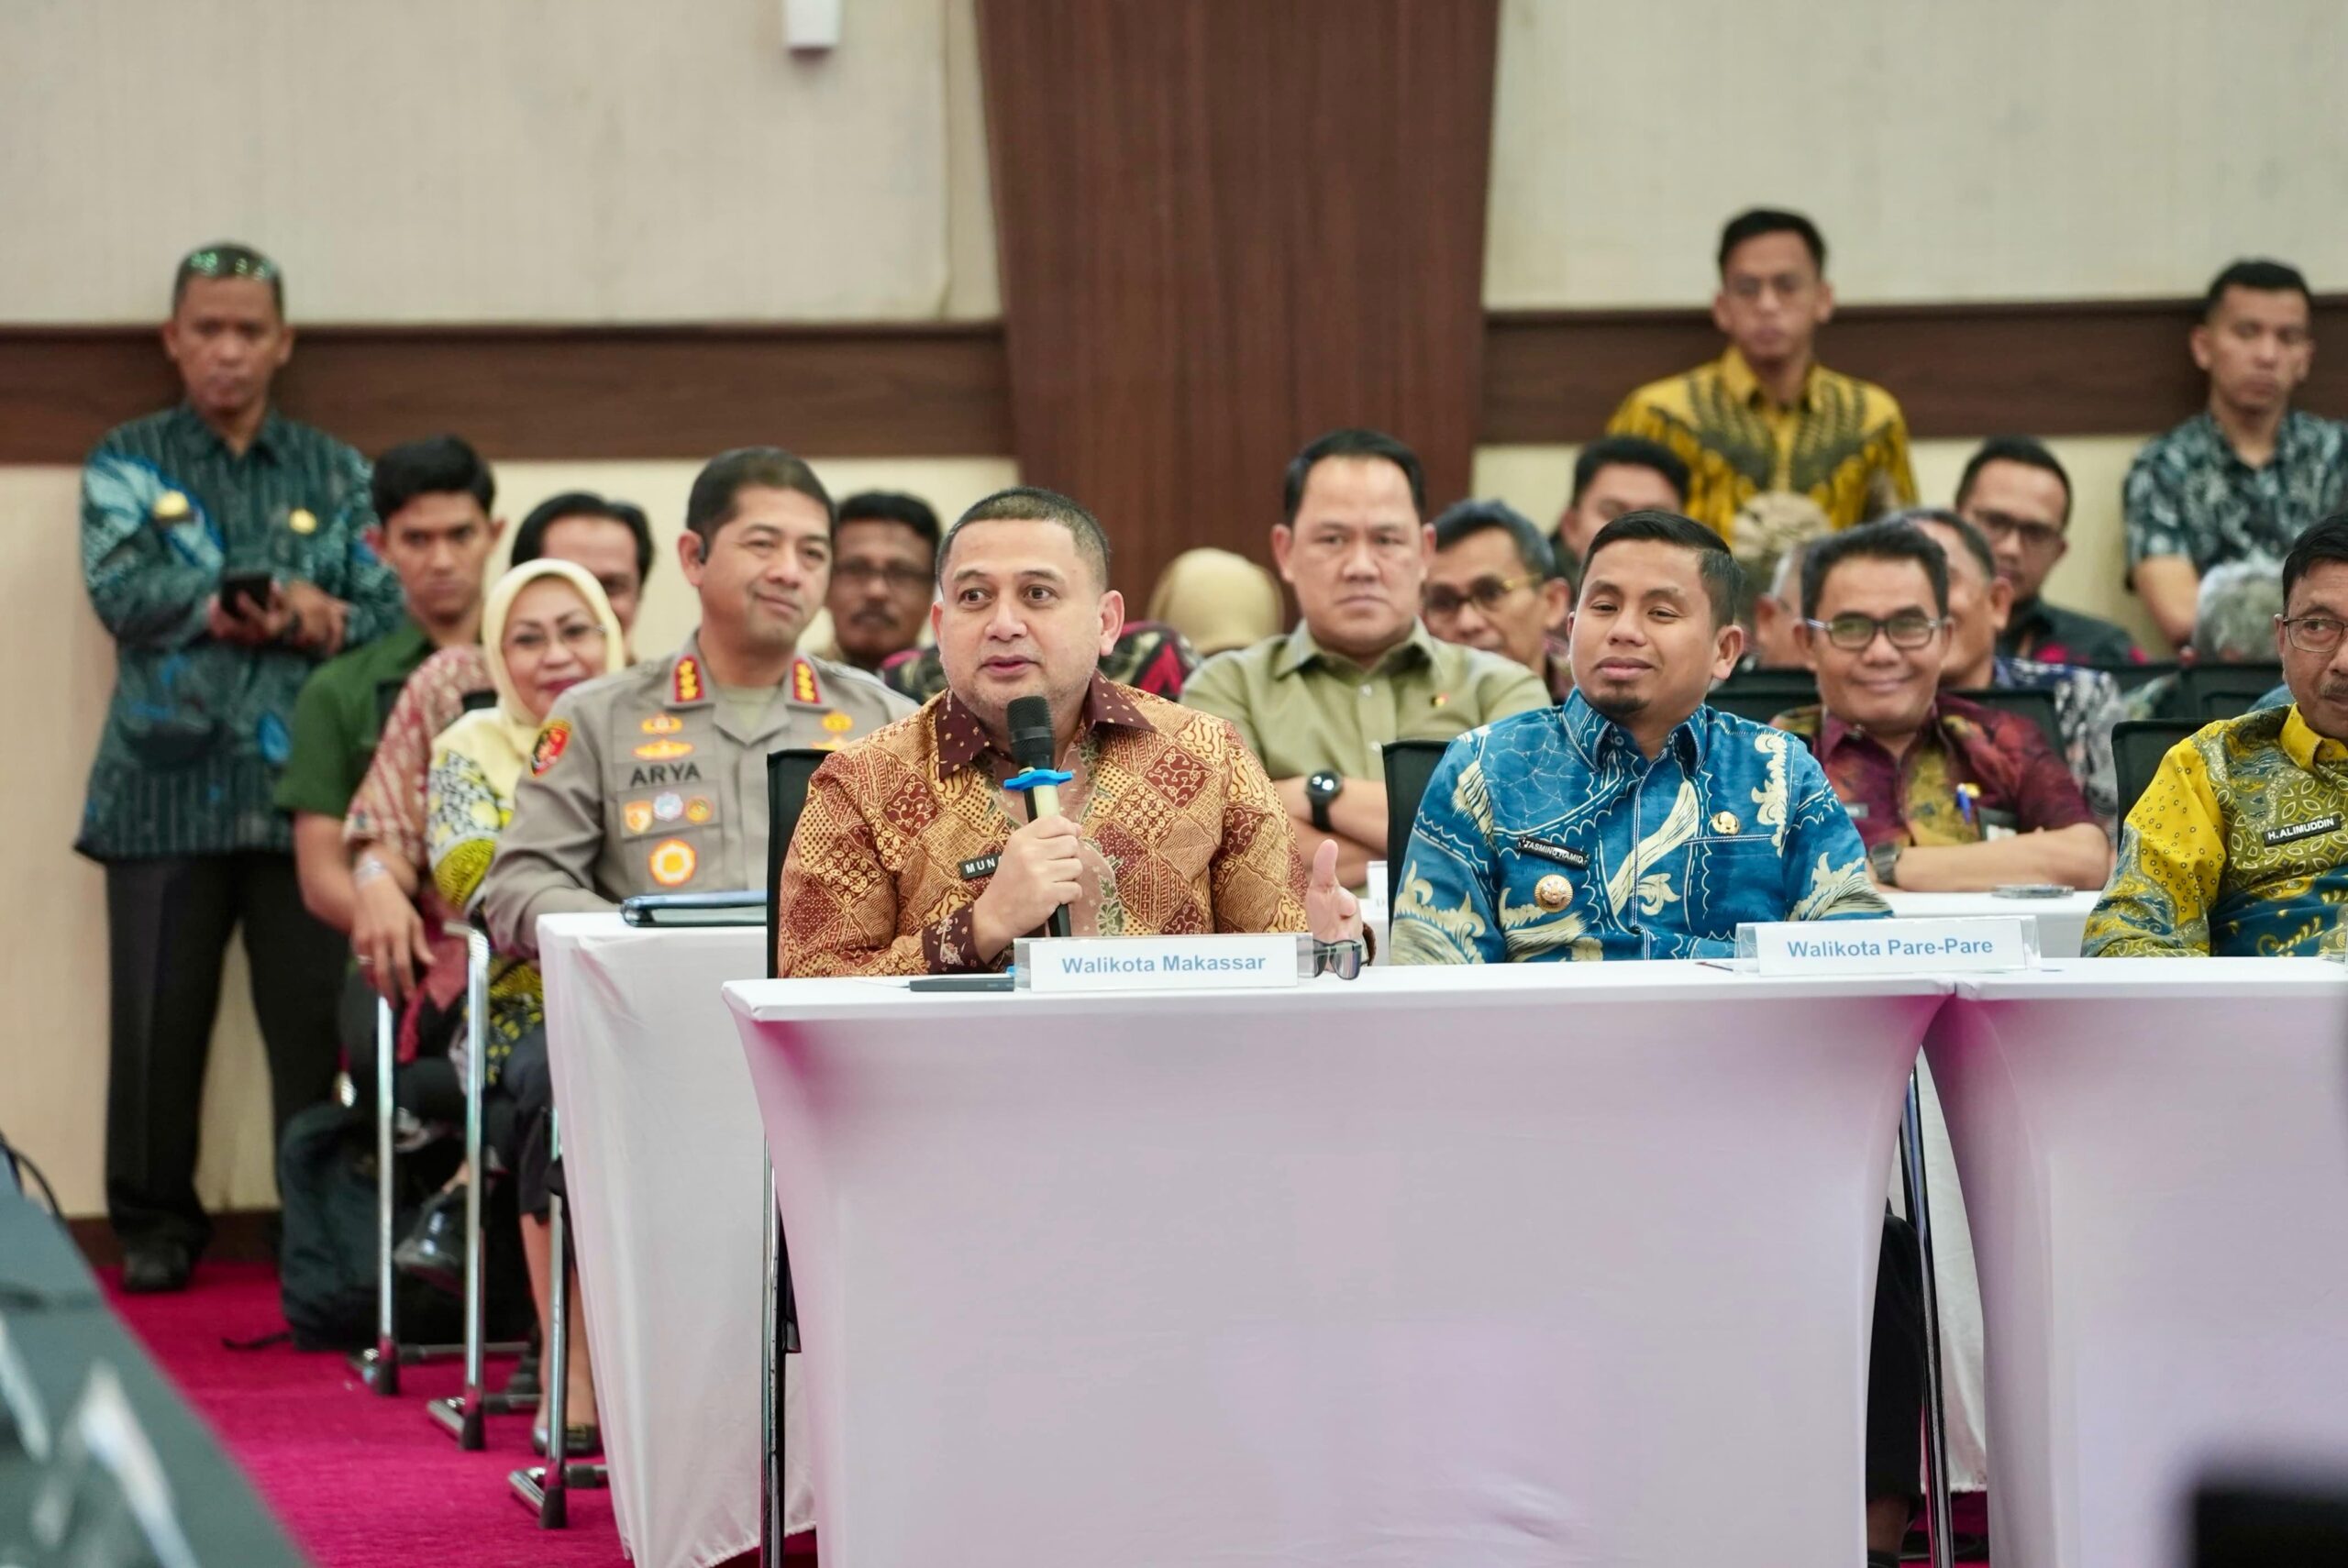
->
xmin=1015 ymin=933 xmax=1307 ymax=993
xmin=1738 ymin=916 xmax=2038 ymax=976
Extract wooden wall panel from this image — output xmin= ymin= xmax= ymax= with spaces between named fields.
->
xmin=974 ymin=0 xmax=1501 ymax=597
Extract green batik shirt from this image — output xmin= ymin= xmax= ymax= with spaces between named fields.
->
xmin=77 ymin=404 xmax=403 ymax=860
xmin=2085 ymin=704 xmax=2348 ymax=958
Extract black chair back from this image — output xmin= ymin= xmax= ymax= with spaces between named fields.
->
xmin=2084 ymin=658 xmax=2177 ymax=694
xmin=2180 ymin=663 xmax=2286 ymax=723
xmin=764 ymin=747 xmax=833 ymax=980
xmin=2112 ymin=719 xmax=2197 ymax=823
xmin=1951 ymin=686 xmax=2064 ymax=757
xmin=1708 ymin=688 xmax=1811 ymax=727
xmin=1381 ymin=739 xmax=1455 ymax=912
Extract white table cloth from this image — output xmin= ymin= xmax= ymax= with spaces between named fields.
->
xmin=539 ymin=914 xmax=811 ymax=1568
xmin=1926 ymin=957 xmax=2348 ymax=1568
xmin=728 ymin=962 xmax=1947 ymax=1567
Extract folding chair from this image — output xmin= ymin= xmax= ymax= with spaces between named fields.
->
xmin=426 ymin=925 xmax=531 ymax=1447
xmin=509 ymin=1110 xmax=607 ymax=1527
xmin=1951 ymin=684 xmax=2064 ymax=757
xmin=1379 ymin=738 xmax=1453 ymax=913
xmin=2181 ymin=662 xmax=2286 ymax=723
xmin=2113 ymin=719 xmax=2198 ymax=823
xmin=349 ymin=997 xmax=465 ymax=1395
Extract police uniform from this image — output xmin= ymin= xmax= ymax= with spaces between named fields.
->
xmin=482 ymin=631 xmax=914 ymax=957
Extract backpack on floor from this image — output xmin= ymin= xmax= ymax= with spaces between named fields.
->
xmin=275 ymin=1100 xmax=462 ymax=1353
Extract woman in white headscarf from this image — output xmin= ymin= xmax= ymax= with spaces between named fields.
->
xmin=426 ymin=558 xmax=625 ymax=1452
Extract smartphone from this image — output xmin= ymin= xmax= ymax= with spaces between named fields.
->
xmin=907 ymin=975 xmax=1015 ymax=993
xmin=1991 ymin=883 xmax=2075 ymax=900
xmin=219 ymin=572 xmax=275 ymax=619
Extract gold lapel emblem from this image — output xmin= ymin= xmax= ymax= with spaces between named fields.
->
xmin=287 ymin=507 xmax=318 ymax=536
xmin=1711 ymin=811 xmax=1740 ymax=834
xmin=1534 ymin=873 xmax=1572 ymax=911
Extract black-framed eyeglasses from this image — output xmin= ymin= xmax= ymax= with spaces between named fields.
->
xmin=1967 ymin=509 xmax=2063 ymax=551
xmin=1424 ymin=574 xmax=1538 ymax=618
xmin=1804 ymin=612 xmax=1944 ymax=652
xmin=2277 ymin=613 xmax=2348 ymax=655
xmin=1312 ymin=939 xmax=1364 ymax=980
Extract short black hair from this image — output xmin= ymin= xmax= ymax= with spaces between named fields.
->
xmin=1802 ymin=519 xmax=1951 ymax=620
xmin=511 ymin=491 xmax=655 ymax=586
xmin=1570 ymin=436 xmax=1690 ymax=508
xmin=1282 ymin=428 xmax=1425 ymax=525
xmin=2204 ymin=259 xmax=2313 ymax=320
xmin=837 ymin=491 xmax=943 ymax=556
xmin=173 ymin=241 xmax=283 ymax=315
xmin=684 ymin=447 xmax=836 ymax=546
xmin=1431 ymin=499 xmax=1558 ymax=580
xmin=2281 ymin=512 xmax=2348 ymax=608
xmin=1955 ymin=436 xmax=2073 ymax=524
xmin=369 ymin=435 xmax=493 ymax=525
xmin=1578 ymin=509 xmax=1744 ymax=626
xmin=1888 ymin=506 xmax=1996 ymax=584
xmin=1718 ymin=208 xmax=1826 ymax=275
xmin=938 ymin=486 xmax=1113 ymax=591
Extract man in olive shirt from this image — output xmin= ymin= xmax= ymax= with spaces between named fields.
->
xmin=275 ymin=436 xmax=503 ymax=933
xmin=1183 ymin=429 xmax=1549 ymax=888
xmin=78 ymin=243 xmax=404 ymax=1291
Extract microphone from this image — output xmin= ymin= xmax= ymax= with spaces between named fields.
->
xmin=1006 ymin=694 xmax=1072 ymax=939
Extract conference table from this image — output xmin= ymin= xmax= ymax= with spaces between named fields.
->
xmin=726 ymin=962 xmax=1944 ymax=1567
xmin=1924 ymin=956 xmax=2348 ymax=1568
xmin=538 ymin=913 xmax=805 ymax=1568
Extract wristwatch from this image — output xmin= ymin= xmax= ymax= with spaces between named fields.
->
xmin=1305 ymin=770 xmax=1344 ymax=834
xmin=1868 ymin=838 xmax=1903 ymax=889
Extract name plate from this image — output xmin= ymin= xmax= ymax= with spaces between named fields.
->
xmin=1737 ymin=916 xmax=2039 ymax=976
xmin=1015 ymin=933 xmax=1306 ymax=993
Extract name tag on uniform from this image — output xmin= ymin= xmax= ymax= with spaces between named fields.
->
xmin=1514 ymin=835 xmax=1590 ymax=871
xmin=2265 ymin=815 xmax=2342 ymax=846
xmin=958 ymin=853 xmax=1001 ymax=881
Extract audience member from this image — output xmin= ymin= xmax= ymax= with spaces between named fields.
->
xmin=79 ymin=241 xmax=403 ymax=1292
xmin=1183 ymin=429 xmax=1548 ymax=888
xmin=778 ymin=488 xmax=1363 ymax=975
xmin=342 ymin=491 xmax=654 ymax=1016
xmin=2128 ymin=560 xmax=2288 ymax=722
xmin=824 ymin=491 xmax=939 ymax=672
xmin=1389 ymin=511 xmax=1920 ymax=1566
xmin=1146 ymin=547 xmax=1287 ymax=657
xmin=1729 ymin=491 xmax=1833 ymax=668
xmin=2125 ymin=259 xmax=2346 ymax=647
xmin=1744 ymin=536 xmax=1817 ymax=670
xmin=1903 ymin=509 xmax=2125 ymax=824
xmin=2088 ymin=514 xmax=2348 ymax=956
xmin=1424 ymin=499 xmax=1572 ymax=701
xmin=1774 ymin=522 xmax=2110 ymax=891
xmin=276 ymin=436 xmax=502 ymax=935
xmin=426 ymin=558 xmax=626 ymax=1451
xmin=1552 ymin=436 xmax=1690 ymax=568
xmin=1608 ymin=209 xmax=1915 ymax=538
xmin=1954 ymin=436 xmax=2140 ymax=665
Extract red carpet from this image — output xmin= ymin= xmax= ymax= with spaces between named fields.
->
xmin=107 ymin=1260 xmax=1983 ymax=1566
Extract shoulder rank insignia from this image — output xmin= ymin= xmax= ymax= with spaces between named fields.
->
xmin=671 ymin=656 xmax=704 ymax=705
xmin=792 ymin=657 xmax=821 ymax=705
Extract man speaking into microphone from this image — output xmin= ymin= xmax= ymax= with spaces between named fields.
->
xmin=776 ymin=486 xmax=1362 ymax=976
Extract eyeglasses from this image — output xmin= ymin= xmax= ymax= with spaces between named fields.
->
xmin=1967 ymin=509 xmax=2064 ymax=552
xmin=505 ymin=623 xmax=609 ymax=656
xmin=2277 ymin=613 xmax=2348 ymax=654
xmin=834 ymin=560 xmax=934 ymax=595
xmin=1312 ymin=939 xmax=1364 ymax=980
xmin=1423 ymin=574 xmax=1538 ymax=618
xmin=1804 ymin=612 xmax=1944 ymax=651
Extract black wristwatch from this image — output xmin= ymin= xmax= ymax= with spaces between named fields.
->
xmin=1305 ymin=769 xmax=1344 ymax=834
xmin=1868 ymin=839 xmax=1903 ymax=889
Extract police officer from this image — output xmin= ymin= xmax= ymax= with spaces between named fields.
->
xmin=477 ymin=448 xmax=910 ymax=1321
xmin=80 ymin=242 xmax=404 ymax=1292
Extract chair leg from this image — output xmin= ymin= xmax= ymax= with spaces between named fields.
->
xmin=1899 ymin=1067 xmax=1955 ymax=1568
xmin=761 ymin=1145 xmax=784 ymax=1563
xmin=430 ymin=931 xmax=493 ymax=1446
xmin=510 ymin=1112 xmax=605 ymax=1525
xmin=351 ymin=998 xmax=402 ymax=1396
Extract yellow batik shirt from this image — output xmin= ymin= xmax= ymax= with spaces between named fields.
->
xmin=1606 ymin=348 xmax=1917 ymax=540
xmin=2085 ymin=704 xmax=2348 ymax=958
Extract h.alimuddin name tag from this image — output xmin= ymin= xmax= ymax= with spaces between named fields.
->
xmin=1738 ymin=916 xmax=2038 ymax=976
xmin=1016 ymin=933 xmax=1308 ymax=994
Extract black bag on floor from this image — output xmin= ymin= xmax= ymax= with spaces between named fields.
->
xmin=275 ymin=1100 xmax=463 ymax=1352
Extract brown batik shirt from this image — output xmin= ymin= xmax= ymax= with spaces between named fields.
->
xmin=776 ymin=675 xmax=1312 ymax=976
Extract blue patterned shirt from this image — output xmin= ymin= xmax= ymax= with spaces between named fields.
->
xmin=1392 ymin=692 xmax=1887 ymax=963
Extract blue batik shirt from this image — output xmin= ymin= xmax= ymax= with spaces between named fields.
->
xmin=1391 ymin=692 xmax=1887 ymax=963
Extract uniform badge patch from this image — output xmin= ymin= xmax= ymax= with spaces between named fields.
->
xmin=531 ymin=720 xmax=571 ymax=776
xmin=287 ymin=506 xmax=318 ymax=536
xmin=623 ymin=801 xmax=653 ymax=834
xmin=653 ymin=791 xmax=684 ymax=822
xmin=634 ymin=739 xmax=694 ymax=761
xmin=821 ymin=711 xmax=855 ymax=734
xmin=648 ymin=838 xmax=697 ymax=888
xmin=152 ymin=490 xmax=192 ymax=523
xmin=684 ymin=796 xmax=714 ymax=824
xmin=792 ymin=658 xmax=821 ymax=705
xmin=641 ymin=712 xmax=684 ymax=735
xmin=672 ymin=656 xmax=704 ymax=705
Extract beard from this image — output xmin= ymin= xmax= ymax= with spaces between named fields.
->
xmin=1580 ymin=681 xmax=1649 ymax=726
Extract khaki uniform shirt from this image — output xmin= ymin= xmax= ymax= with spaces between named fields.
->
xmin=1181 ymin=620 xmax=1551 ymax=782
xmin=482 ymin=631 xmax=912 ymax=956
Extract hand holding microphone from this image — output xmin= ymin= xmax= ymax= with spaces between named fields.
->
xmin=970 ymin=694 xmax=1080 ymax=959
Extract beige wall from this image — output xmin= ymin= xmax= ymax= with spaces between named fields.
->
xmin=6 ymin=455 xmax=1014 ymax=1218
xmin=1472 ymin=437 xmax=2166 ymax=653
xmin=0 ymin=0 xmax=994 ymax=325
xmin=1487 ymin=0 xmax=2348 ymax=308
